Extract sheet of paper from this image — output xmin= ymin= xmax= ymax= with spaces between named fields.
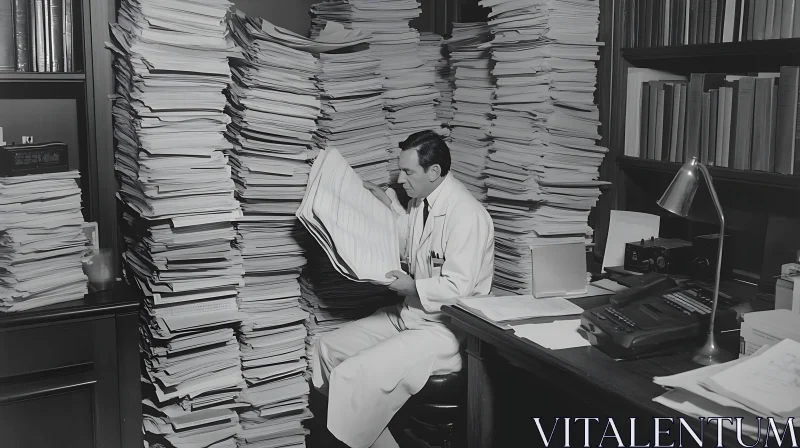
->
xmin=297 ymin=147 xmax=401 ymax=284
xmin=511 ymin=319 xmax=591 ymax=350
xmin=591 ymin=278 xmax=628 ymax=292
xmin=602 ymin=210 xmax=660 ymax=271
xmin=701 ymin=338 xmax=800 ymax=419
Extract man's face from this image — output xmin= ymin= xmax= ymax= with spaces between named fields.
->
xmin=397 ymin=148 xmax=438 ymax=199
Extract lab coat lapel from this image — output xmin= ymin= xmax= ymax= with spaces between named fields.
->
xmin=416 ymin=177 xmax=452 ymax=249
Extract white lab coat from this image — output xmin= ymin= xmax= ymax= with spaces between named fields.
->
xmin=311 ymin=174 xmax=495 ymax=448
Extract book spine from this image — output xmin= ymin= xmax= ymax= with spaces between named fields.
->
xmin=13 ymin=0 xmax=29 ymax=71
xmin=48 ymin=0 xmax=61 ymax=71
xmin=33 ymin=0 xmax=44 ymax=71
xmin=0 ymin=0 xmax=14 ymax=70
xmin=63 ymin=0 xmax=71 ymax=72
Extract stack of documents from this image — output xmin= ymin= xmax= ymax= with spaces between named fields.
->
xmin=300 ymin=247 xmax=397 ymax=378
xmin=739 ymin=309 xmax=800 ymax=356
xmin=478 ymin=0 xmax=609 ymax=294
xmin=109 ymin=0 xmax=247 ymax=445
xmin=0 ymin=171 xmax=90 ymax=312
xmin=296 ymin=146 xmax=401 ymax=284
xmin=310 ymin=0 xmax=443 ymax=183
xmin=455 ymin=294 xmax=584 ymax=328
xmin=446 ymin=22 xmax=493 ymax=202
xmin=419 ymin=32 xmax=453 ymax=128
xmin=226 ymin=14 xmax=320 ymax=447
xmin=315 ymin=27 xmax=395 ymax=186
xmin=142 ymin=405 xmax=242 ymax=448
xmin=652 ymin=339 xmax=800 ymax=441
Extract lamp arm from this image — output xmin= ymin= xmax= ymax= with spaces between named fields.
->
xmin=697 ymin=163 xmax=725 ymax=336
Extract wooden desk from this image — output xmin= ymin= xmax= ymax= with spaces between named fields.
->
xmin=442 ymin=286 xmax=769 ymax=448
xmin=0 ymin=282 xmax=141 ymax=448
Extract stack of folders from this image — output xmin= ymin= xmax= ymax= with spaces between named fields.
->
xmin=455 ymin=294 xmax=585 ymax=329
xmin=225 ymin=14 xmax=320 ymax=447
xmin=0 ymin=171 xmax=89 ymax=312
xmin=739 ymin=309 xmax=800 ymax=356
xmin=315 ymin=26 xmax=396 ymax=186
xmin=418 ymin=32 xmax=450 ymax=130
xmin=2 ymin=0 xmax=75 ymax=72
xmin=652 ymin=339 xmax=800 ymax=441
xmin=310 ymin=0 xmax=443 ymax=181
xmin=479 ymin=0 xmax=609 ymax=295
xmin=299 ymin=247 xmax=397 ymax=379
xmin=446 ymin=22 xmax=493 ymax=202
xmin=110 ymin=0 xmax=247 ymax=445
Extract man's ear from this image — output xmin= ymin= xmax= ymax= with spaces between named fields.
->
xmin=426 ymin=164 xmax=441 ymax=181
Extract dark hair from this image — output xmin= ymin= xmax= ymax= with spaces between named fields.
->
xmin=398 ymin=130 xmax=451 ymax=176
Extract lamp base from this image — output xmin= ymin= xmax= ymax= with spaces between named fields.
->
xmin=691 ymin=335 xmax=736 ymax=366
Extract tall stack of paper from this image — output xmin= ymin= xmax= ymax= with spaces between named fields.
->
xmin=109 ymin=0 xmax=247 ymax=445
xmin=446 ymin=22 xmax=493 ymax=202
xmin=315 ymin=25 xmax=395 ymax=186
xmin=310 ymin=0 xmax=443 ymax=182
xmin=224 ymin=13 xmax=319 ymax=448
xmin=0 ymin=171 xmax=90 ymax=312
xmin=479 ymin=0 xmax=609 ymax=295
xmin=419 ymin=32 xmax=452 ymax=127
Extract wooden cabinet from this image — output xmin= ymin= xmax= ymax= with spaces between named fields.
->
xmin=0 ymin=283 xmax=140 ymax=448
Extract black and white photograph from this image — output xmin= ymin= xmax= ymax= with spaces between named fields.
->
xmin=1 ymin=0 xmax=799 ymax=447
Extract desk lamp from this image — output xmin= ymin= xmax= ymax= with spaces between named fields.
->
xmin=657 ymin=157 xmax=735 ymax=366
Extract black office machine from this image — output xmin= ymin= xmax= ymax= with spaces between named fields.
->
xmin=691 ymin=233 xmax=733 ymax=281
xmin=580 ymin=273 xmax=742 ymax=359
xmin=623 ymin=237 xmax=692 ymax=275
xmin=0 ymin=142 xmax=69 ymax=177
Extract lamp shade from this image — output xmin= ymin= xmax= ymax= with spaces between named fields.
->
xmin=657 ymin=157 xmax=700 ymax=217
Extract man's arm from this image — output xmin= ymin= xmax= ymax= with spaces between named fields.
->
xmin=415 ymin=209 xmax=492 ymax=313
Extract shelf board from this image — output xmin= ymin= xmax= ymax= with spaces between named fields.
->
xmin=617 ymin=156 xmax=800 ymax=189
xmin=622 ymin=38 xmax=800 ymax=72
xmin=0 ymin=72 xmax=86 ymax=82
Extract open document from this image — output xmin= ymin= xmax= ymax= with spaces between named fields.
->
xmin=296 ymin=147 xmax=401 ymax=285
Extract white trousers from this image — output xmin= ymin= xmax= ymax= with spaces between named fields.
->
xmin=311 ymin=304 xmax=463 ymax=448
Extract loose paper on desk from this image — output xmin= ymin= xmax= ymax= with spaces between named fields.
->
xmin=602 ymin=210 xmax=660 ymax=271
xmin=511 ymin=319 xmax=591 ymax=350
xmin=530 ymin=242 xmax=588 ymax=298
xmin=699 ymin=338 xmax=800 ymax=420
xmin=455 ymin=295 xmax=584 ymax=324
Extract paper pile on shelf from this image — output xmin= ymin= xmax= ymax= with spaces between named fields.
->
xmin=300 ymin=245 xmax=397 ymax=379
xmin=419 ymin=32 xmax=453 ymax=127
xmin=479 ymin=0 xmax=609 ymax=295
xmin=310 ymin=0 xmax=444 ymax=182
xmin=652 ymin=339 xmax=800 ymax=440
xmin=109 ymin=0 xmax=247 ymax=444
xmin=226 ymin=13 xmax=330 ymax=447
xmin=447 ymin=22 xmax=493 ymax=202
xmin=0 ymin=171 xmax=90 ymax=312
xmin=315 ymin=25 xmax=395 ymax=185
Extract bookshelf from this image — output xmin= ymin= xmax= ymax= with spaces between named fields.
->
xmin=0 ymin=0 xmax=118 ymax=276
xmin=594 ymin=0 xmax=800 ymax=293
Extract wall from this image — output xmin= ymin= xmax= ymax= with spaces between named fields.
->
xmin=232 ymin=0 xmax=317 ymax=36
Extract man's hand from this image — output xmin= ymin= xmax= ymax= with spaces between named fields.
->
xmin=385 ymin=270 xmax=417 ymax=297
xmin=363 ymin=181 xmax=393 ymax=208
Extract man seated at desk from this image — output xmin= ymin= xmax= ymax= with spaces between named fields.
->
xmin=310 ymin=130 xmax=496 ymax=448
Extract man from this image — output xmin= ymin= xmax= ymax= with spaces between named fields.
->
xmin=310 ymin=130 xmax=495 ymax=448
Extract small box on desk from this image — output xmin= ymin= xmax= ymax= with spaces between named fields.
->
xmin=691 ymin=233 xmax=733 ymax=282
xmin=623 ymin=237 xmax=692 ymax=275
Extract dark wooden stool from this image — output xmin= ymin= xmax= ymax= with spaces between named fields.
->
xmin=391 ymin=370 xmax=467 ymax=448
